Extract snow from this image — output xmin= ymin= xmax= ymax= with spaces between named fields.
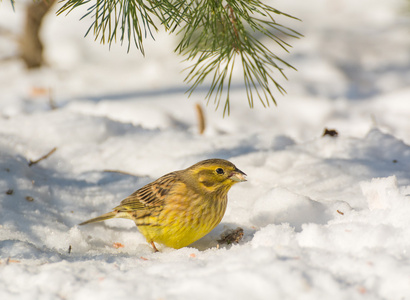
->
xmin=1 ymin=0 xmax=410 ymax=299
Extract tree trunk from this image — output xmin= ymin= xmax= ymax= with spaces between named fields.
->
xmin=20 ymin=0 xmax=56 ymax=69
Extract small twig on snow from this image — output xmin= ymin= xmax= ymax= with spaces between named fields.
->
xmin=28 ymin=147 xmax=57 ymax=166
xmin=49 ymin=88 xmax=57 ymax=110
xmin=103 ymin=169 xmax=139 ymax=177
xmin=195 ymin=103 xmax=206 ymax=135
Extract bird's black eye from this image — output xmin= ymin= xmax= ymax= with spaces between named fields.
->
xmin=216 ymin=168 xmax=224 ymax=175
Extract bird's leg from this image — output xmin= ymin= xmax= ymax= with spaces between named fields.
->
xmin=150 ymin=241 xmax=159 ymax=252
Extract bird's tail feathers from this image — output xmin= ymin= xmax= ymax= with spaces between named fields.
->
xmin=79 ymin=211 xmax=117 ymax=225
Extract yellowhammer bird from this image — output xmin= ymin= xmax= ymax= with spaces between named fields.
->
xmin=79 ymin=159 xmax=246 ymax=251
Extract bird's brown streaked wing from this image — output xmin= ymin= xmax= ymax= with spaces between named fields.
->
xmin=114 ymin=172 xmax=180 ymax=211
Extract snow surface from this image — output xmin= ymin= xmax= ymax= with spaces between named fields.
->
xmin=1 ymin=0 xmax=410 ymax=299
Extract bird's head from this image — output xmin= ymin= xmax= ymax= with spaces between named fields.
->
xmin=185 ymin=159 xmax=247 ymax=194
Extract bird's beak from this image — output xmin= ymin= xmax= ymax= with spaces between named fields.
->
xmin=230 ymin=169 xmax=247 ymax=182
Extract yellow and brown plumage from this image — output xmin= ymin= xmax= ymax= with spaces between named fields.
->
xmin=79 ymin=159 xmax=246 ymax=251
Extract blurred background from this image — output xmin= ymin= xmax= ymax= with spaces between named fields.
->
xmin=0 ymin=0 xmax=409 ymax=141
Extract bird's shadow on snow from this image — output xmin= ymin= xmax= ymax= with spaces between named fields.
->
xmin=0 ymin=153 xmax=147 ymax=257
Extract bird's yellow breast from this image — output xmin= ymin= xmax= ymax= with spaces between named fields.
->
xmin=137 ymin=190 xmax=228 ymax=249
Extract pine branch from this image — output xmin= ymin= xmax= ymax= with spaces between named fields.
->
xmin=57 ymin=0 xmax=183 ymax=54
xmin=176 ymin=0 xmax=301 ymax=115
xmin=56 ymin=0 xmax=301 ymax=115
